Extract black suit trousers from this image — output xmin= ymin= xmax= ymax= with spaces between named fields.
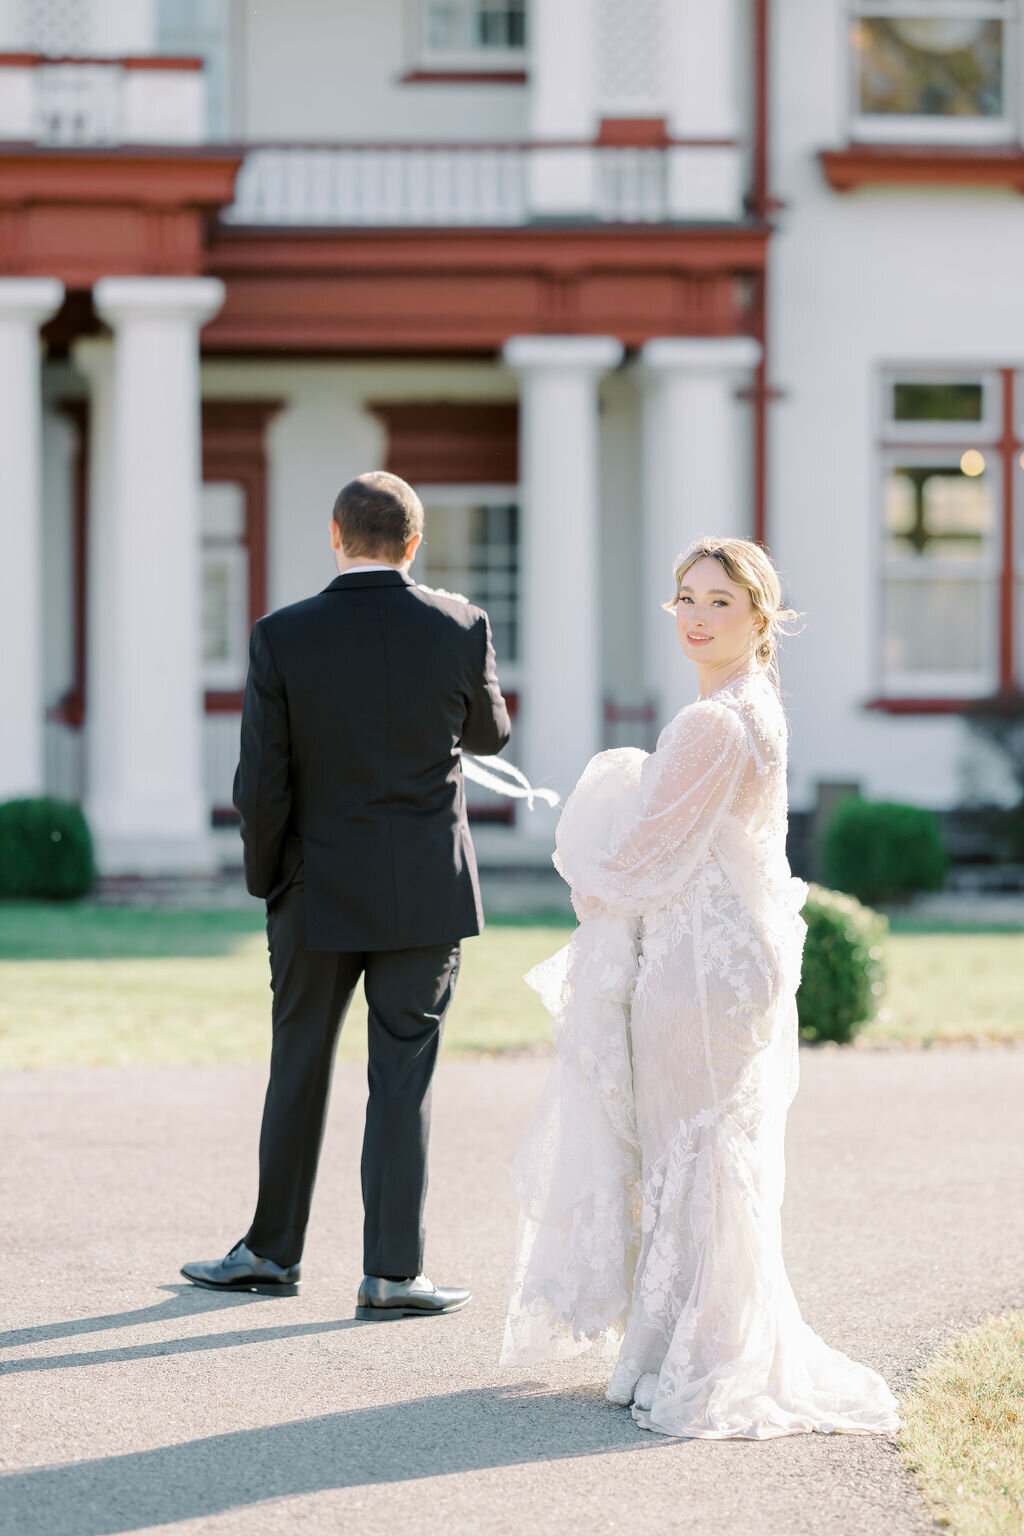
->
xmin=244 ymin=873 xmax=461 ymax=1276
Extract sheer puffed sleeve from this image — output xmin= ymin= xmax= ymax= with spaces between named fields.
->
xmin=557 ymin=700 xmax=752 ymax=915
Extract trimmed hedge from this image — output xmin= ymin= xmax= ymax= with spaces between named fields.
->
xmin=0 ymin=798 xmax=96 ymax=900
xmin=821 ymin=798 xmax=948 ymax=907
xmin=797 ymin=883 xmax=887 ymax=1045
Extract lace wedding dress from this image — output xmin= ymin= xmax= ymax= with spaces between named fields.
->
xmin=503 ymin=670 xmax=900 ymax=1440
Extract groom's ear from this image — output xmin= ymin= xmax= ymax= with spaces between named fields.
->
xmin=329 ymin=519 xmax=343 ymax=553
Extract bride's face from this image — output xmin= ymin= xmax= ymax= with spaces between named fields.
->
xmin=675 ymin=558 xmax=760 ymax=667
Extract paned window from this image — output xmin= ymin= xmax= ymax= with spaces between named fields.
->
xmin=850 ymin=2 xmax=1016 ymax=140
xmin=878 ymin=369 xmax=1022 ymax=702
xmin=158 ymin=0 xmax=232 ymax=138
xmin=201 ymin=483 xmax=250 ymax=690
xmin=419 ymin=493 xmax=520 ymax=669
xmin=418 ymin=0 xmax=527 ymax=66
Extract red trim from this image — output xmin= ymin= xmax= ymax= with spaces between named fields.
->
xmin=205 ymin=224 xmax=769 ymax=353
xmin=754 ymin=0 xmax=769 ymax=215
xmin=821 ymin=144 xmax=1024 ymax=193
xmin=0 ymin=52 xmax=203 ymax=69
xmin=400 ymin=69 xmax=527 ymax=84
xmin=205 ymin=690 xmax=245 ymax=714
xmin=201 ymin=399 xmax=283 ymax=648
xmin=121 ymin=56 xmax=203 ymax=71
xmin=865 ymin=696 xmax=991 ymax=714
xmin=369 ymin=401 xmax=518 ymax=484
xmin=0 ymin=147 xmax=242 ymax=285
xmin=750 ymin=272 xmax=768 ymax=546
xmin=597 ymin=118 xmax=669 ymax=149
xmin=999 ymin=369 xmax=1016 ymax=688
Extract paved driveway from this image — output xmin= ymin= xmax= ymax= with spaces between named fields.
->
xmin=1 ymin=1048 xmax=1021 ymax=1536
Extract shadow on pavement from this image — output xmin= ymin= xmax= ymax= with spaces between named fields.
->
xmin=0 ymin=1383 xmax=671 ymax=1534
xmin=0 ymin=1316 xmax=367 ymax=1376
xmin=0 ymin=1285 xmax=272 ymax=1351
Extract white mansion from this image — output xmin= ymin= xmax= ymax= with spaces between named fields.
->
xmin=1 ymin=0 xmax=1021 ymax=873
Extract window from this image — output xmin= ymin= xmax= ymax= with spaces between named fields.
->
xmin=201 ymin=483 xmax=250 ymax=691
xmin=850 ymin=2 xmax=1016 ymax=141
xmin=877 ymin=369 xmax=1022 ymax=703
xmin=417 ymin=0 xmax=527 ymax=69
xmin=158 ymin=0 xmax=233 ymax=139
xmin=419 ymin=492 xmax=520 ymax=668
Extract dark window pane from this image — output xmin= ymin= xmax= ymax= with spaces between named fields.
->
xmin=892 ymin=382 xmax=984 ymax=422
xmin=884 ymin=465 xmax=992 ymax=558
xmin=855 ymin=17 xmax=1004 ymax=118
xmin=421 ymin=501 xmax=519 ymax=661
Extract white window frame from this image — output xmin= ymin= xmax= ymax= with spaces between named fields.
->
xmin=201 ymin=482 xmax=250 ymax=692
xmin=417 ymin=482 xmax=522 ymax=686
xmin=849 ymin=0 xmax=1018 ymax=144
xmin=879 ymin=441 xmax=1002 ymax=696
xmin=410 ymin=0 xmax=528 ymax=73
xmin=879 ymin=366 xmax=1002 ymax=443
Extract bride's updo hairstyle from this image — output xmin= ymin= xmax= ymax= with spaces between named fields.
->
xmin=663 ymin=536 xmax=798 ymax=679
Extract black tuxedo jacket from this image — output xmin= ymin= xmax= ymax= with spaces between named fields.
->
xmin=233 ymin=570 xmax=512 ymax=951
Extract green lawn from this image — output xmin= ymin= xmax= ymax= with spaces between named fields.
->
xmin=862 ymin=928 xmax=1024 ymax=1046
xmin=0 ymin=904 xmax=569 ymax=1069
xmin=899 ymin=1309 xmax=1024 ymax=1536
xmin=0 ymin=903 xmax=1020 ymax=1069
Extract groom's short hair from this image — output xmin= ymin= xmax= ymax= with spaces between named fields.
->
xmin=332 ymin=471 xmax=424 ymax=564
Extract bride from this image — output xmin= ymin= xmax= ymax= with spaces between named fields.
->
xmin=503 ymin=537 xmax=900 ymax=1441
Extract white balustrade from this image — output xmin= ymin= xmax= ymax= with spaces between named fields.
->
xmin=225 ymin=144 xmax=678 ymax=227
xmin=0 ymin=57 xmax=205 ymax=145
xmin=226 ymin=145 xmax=529 ymax=227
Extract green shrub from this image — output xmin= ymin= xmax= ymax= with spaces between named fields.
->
xmin=821 ymin=798 xmax=948 ymax=906
xmin=0 ymin=798 xmax=96 ymax=900
xmin=797 ymin=884 xmax=887 ymax=1045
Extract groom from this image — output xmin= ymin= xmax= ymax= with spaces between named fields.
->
xmin=182 ymin=471 xmax=511 ymax=1317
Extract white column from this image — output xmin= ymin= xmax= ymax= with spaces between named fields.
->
xmin=89 ymin=276 xmax=224 ymax=874
xmin=664 ymin=0 xmax=745 ymax=219
xmin=640 ymin=336 xmax=761 ymax=729
xmin=527 ymin=0 xmax=598 ymax=218
xmin=0 ymin=278 xmax=65 ymax=799
xmin=504 ymin=335 xmax=623 ymax=818
xmin=72 ymin=338 xmax=117 ymax=858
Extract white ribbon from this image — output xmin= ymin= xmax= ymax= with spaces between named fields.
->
xmin=463 ymin=754 xmax=561 ymax=810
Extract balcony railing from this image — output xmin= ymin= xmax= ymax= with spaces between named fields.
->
xmin=224 ymin=144 xmax=676 ymax=227
xmin=0 ymin=54 xmax=205 ymax=145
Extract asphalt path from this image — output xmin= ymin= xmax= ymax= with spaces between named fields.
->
xmin=1 ymin=1047 xmax=1022 ymax=1536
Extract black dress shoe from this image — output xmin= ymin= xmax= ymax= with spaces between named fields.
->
xmin=180 ymin=1241 xmax=300 ymax=1294
xmin=356 ymin=1274 xmax=471 ymax=1320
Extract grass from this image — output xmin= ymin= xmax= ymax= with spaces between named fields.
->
xmin=0 ymin=903 xmax=1021 ymax=1069
xmin=0 ymin=904 xmax=569 ymax=1069
xmin=899 ymin=1310 xmax=1024 ymax=1536
xmin=861 ymin=930 xmax=1024 ymax=1046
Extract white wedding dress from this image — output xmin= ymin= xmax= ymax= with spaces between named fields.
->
xmin=503 ymin=669 xmax=900 ymax=1440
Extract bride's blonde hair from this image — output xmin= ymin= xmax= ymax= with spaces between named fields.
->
xmin=663 ymin=536 xmax=798 ymax=677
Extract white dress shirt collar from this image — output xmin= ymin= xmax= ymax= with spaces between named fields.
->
xmin=336 ymin=563 xmax=401 ymax=577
